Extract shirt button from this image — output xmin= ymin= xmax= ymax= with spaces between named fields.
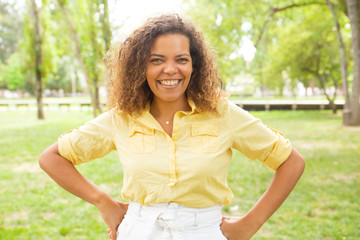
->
xmin=193 ymin=130 xmax=198 ymax=134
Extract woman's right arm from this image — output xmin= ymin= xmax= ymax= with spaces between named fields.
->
xmin=39 ymin=142 xmax=127 ymax=240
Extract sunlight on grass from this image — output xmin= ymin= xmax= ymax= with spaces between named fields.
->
xmin=0 ymin=110 xmax=359 ymax=239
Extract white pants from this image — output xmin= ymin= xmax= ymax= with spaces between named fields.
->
xmin=117 ymin=202 xmax=228 ymax=240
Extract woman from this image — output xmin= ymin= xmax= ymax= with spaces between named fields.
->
xmin=39 ymin=13 xmax=305 ymax=240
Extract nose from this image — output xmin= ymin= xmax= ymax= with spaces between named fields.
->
xmin=163 ymin=61 xmax=178 ymax=74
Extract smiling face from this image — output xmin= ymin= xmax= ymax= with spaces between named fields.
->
xmin=146 ymin=33 xmax=193 ymax=105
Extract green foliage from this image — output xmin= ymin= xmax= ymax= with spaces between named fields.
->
xmin=0 ymin=1 xmax=25 ymax=90
xmin=19 ymin=0 xmax=57 ymax=95
xmin=0 ymin=62 xmax=6 ymax=89
xmin=0 ymin=53 xmax=26 ymax=90
xmin=0 ymin=0 xmax=111 ymax=96
xmin=185 ymin=0 xmax=352 ymax=96
xmin=61 ymin=0 xmax=110 ymax=82
xmin=0 ymin=0 xmax=354 ymax=105
xmin=0 ymin=1 xmax=22 ymax=63
xmin=45 ymin=56 xmax=80 ymax=92
xmin=261 ymin=5 xmax=341 ymax=91
xmin=184 ymin=0 xmax=248 ymax=83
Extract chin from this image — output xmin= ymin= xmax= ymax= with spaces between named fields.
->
xmin=155 ymin=94 xmax=186 ymax=103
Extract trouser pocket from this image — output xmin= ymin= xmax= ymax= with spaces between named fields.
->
xmin=117 ymin=212 xmax=136 ymax=240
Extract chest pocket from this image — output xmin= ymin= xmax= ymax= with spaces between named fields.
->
xmin=128 ymin=125 xmax=156 ymax=154
xmin=190 ymin=123 xmax=219 ymax=153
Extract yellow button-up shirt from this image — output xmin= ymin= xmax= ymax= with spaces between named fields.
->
xmin=58 ymin=98 xmax=292 ymax=208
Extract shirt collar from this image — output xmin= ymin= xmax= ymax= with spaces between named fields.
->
xmin=184 ymin=98 xmax=197 ymax=115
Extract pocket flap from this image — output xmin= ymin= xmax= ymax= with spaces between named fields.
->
xmin=191 ymin=124 xmax=219 ymax=137
xmin=128 ymin=125 xmax=155 ymax=137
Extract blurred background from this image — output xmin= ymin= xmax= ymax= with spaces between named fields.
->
xmin=0 ymin=0 xmax=359 ymax=125
xmin=0 ymin=0 xmax=359 ymax=239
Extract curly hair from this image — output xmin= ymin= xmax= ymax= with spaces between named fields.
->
xmin=105 ymin=13 xmax=222 ymax=115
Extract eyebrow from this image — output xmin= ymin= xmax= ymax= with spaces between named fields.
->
xmin=149 ymin=53 xmax=191 ymax=58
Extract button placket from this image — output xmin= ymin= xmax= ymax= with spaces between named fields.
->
xmin=168 ymin=117 xmax=179 ymax=186
xmin=168 ymin=139 xmax=177 ymax=186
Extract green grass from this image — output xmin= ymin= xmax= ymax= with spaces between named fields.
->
xmin=0 ymin=110 xmax=359 ymax=239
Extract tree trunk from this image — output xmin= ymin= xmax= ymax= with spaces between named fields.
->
xmin=71 ymin=72 xmax=76 ymax=97
xmin=31 ymin=0 xmax=44 ymax=120
xmin=100 ymin=0 xmax=112 ymax=51
xmin=345 ymin=0 xmax=360 ymax=125
xmin=326 ymin=0 xmax=350 ymax=110
xmin=57 ymin=0 xmax=98 ymax=117
xmin=318 ymin=74 xmax=337 ymax=114
xmin=94 ymin=77 xmax=102 ymax=113
xmin=310 ymin=80 xmax=315 ymax=96
xmin=89 ymin=2 xmax=102 ymax=114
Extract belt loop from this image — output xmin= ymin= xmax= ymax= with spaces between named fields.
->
xmin=138 ymin=203 xmax=142 ymax=217
xmin=194 ymin=212 xmax=199 ymax=226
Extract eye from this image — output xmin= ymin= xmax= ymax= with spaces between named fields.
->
xmin=150 ymin=58 xmax=163 ymax=64
xmin=177 ymin=58 xmax=190 ymax=63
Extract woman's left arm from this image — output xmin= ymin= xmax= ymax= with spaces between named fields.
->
xmin=221 ymin=148 xmax=305 ymax=240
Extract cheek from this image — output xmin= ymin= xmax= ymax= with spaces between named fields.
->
xmin=181 ymin=66 xmax=193 ymax=78
xmin=146 ymin=66 xmax=162 ymax=79
xmin=146 ymin=69 xmax=156 ymax=81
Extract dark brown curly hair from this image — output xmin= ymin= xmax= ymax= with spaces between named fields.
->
xmin=105 ymin=13 xmax=222 ymax=115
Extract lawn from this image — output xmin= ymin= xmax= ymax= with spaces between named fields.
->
xmin=0 ymin=109 xmax=359 ymax=239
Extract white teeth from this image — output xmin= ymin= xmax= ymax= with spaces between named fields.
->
xmin=159 ymin=80 xmax=180 ymax=86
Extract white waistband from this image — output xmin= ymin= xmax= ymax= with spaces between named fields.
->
xmin=123 ymin=202 xmax=223 ymax=239
xmin=129 ymin=201 xmax=223 ymax=214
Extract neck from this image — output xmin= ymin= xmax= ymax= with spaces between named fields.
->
xmin=150 ymin=96 xmax=191 ymax=120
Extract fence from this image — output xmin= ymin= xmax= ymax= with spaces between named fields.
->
xmin=0 ymin=99 xmax=345 ymax=111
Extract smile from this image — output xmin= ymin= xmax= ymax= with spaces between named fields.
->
xmin=158 ymin=80 xmax=181 ymax=86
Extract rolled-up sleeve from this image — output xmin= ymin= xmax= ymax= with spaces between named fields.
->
xmin=58 ymin=110 xmax=116 ymax=165
xmin=228 ymin=102 xmax=292 ymax=170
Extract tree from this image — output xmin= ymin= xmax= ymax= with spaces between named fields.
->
xmin=30 ymin=0 xmax=45 ymax=119
xmin=258 ymin=0 xmax=358 ymax=122
xmin=184 ymin=0 xmax=248 ymax=84
xmin=186 ymin=0 xmax=358 ymax=120
xmin=0 ymin=53 xmax=26 ymax=91
xmin=0 ymin=1 xmax=24 ymax=94
xmin=262 ymin=4 xmax=343 ymax=112
xmin=20 ymin=0 xmax=58 ymax=119
xmin=327 ymin=0 xmax=349 ymax=109
xmin=57 ymin=0 xmax=99 ymax=116
xmin=46 ymin=56 xmax=80 ymax=93
xmin=0 ymin=1 xmax=22 ymax=64
xmin=99 ymin=0 xmax=112 ymax=51
xmin=345 ymin=0 xmax=360 ymax=125
xmin=56 ymin=0 xmax=112 ymax=117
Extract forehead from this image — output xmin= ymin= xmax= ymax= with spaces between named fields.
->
xmin=150 ymin=34 xmax=190 ymax=54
